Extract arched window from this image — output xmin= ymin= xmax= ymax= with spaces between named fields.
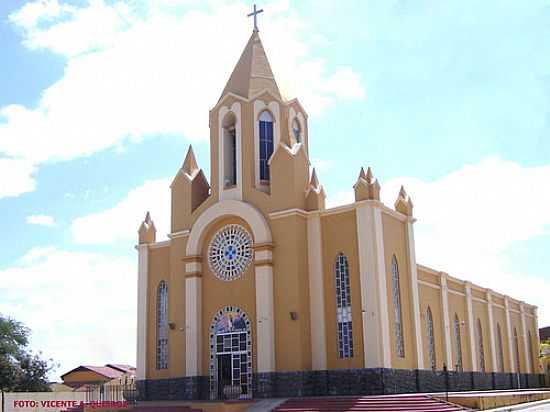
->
xmin=391 ymin=255 xmax=404 ymax=357
xmin=528 ymin=331 xmax=534 ymax=372
xmin=454 ymin=314 xmax=463 ymax=371
xmin=514 ymin=327 xmax=521 ymax=373
xmin=291 ymin=118 xmax=301 ymax=143
xmin=477 ymin=319 xmax=485 ymax=372
xmin=497 ymin=323 xmax=505 ymax=372
xmin=259 ymin=111 xmax=274 ymax=181
xmin=222 ymin=112 xmax=237 ymax=187
xmin=426 ymin=306 xmax=436 ymax=370
xmin=156 ymin=281 xmax=168 ymax=369
xmin=335 ymin=253 xmax=353 ymax=358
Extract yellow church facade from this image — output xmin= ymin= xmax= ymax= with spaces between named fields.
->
xmin=135 ymin=29 xmax=543 ymax=401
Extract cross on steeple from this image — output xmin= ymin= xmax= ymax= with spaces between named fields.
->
xmin=247 ymin=4 xmax=264 ymax=32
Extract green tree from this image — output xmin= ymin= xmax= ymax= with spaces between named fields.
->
xmin=0 ymin=314 xmax=55 ymax=391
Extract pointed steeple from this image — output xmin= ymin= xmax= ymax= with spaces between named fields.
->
xmin=220 ymin=31 xmax=281 ymax=101
xmin=309 ymin=168 xmax=320 ymax=191
xmin=354 ymin=166 xmax=380 ymax=201
xmin=138 ymin=211 xmax=156 ymax=244
xmin=306 ymin=168 xmax=326 ymax=211
xmin=182 ymin=145 xmax=199 ymax=178
xmin=395 ymin=185 xmax=414 ymax=216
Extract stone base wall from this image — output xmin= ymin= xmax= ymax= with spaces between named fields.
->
xmin=137 ymin=369 xmax=548 ymax=401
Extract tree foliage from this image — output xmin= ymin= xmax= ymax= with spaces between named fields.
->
xmin=0 ymin=314 xmax=55 ymax=391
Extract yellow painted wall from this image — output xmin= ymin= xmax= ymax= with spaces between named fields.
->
xmin=382 ymin=213 xmax=415 ymax=369
xmin=419 ymin=281 xmax=445 ymax=370
xmin=492 ymin=306 xmax=510 ymax=371
xmin=63 ymin=371 xmax=110 ymax=384
xmin=447 ymin=291 xmax=470 ymax=371
xmin=321 ymin=211 xmax=365 ymax=369
xmin=169 ymin=236 xmax=188 ymax=377
xmin=473 ymin=300 xmax=493 ymax=372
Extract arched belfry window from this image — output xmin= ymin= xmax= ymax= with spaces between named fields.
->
xmin=259 ymin=111 xmax=274 ymax=181
xmin=335 ymin=253 xmax=353 ymax=358
xmin=477 ymin=319 xmax=485 ymax=372
xmin=222 ymin=112 xmax=237 ymax=188
xmin=391 ymin=255 xmax=404 ymax=357
xmin=497 ymin=323 xmax=505 ymax=372
xmin=454 ymin=314 xmax=463 ymax=371
xmin=426 ymin=306 xmax=436 ymax=370
xmin=156 ymin=280 xmax=168 ymax=369
xmin=291 ymin=117 xmax=301 ymax=143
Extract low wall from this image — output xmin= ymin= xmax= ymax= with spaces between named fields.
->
xmin=1 ymin=392 xmax=87 ymax=412
xmin=137 ymin=368 xmax=548 ymax=401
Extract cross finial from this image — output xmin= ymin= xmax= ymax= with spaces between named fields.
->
xmin=247 ymin=4 xmax=264 ymax=32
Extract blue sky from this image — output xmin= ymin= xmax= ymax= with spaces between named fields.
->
xmin=0 ymin=0 xmax=549 ymax=379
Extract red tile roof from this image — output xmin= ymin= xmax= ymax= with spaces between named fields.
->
xmin=61 ymin=364 xmax=134 ymax=380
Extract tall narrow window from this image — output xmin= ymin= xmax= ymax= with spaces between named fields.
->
xmin=259 ymin=111 xmax=273 ymax=181
xmin=391 ymin=255 xmax=404 ymax=357
xmin=222 ymin=112 xmax=237 ymax=187
xmin=156 ymin=281 xmax=168 ymax=369
xmin=477 ymin=319 xmax=485 ymax=372
xmin=335 ymin=253 xmax=353 ymax=358
xmin=514 ymin=327 xmax=521 ymax=373
xmin=427 ymin=306 xmax=436 ymax=370
xmin=497 ymin=323 xmax=505 ymax=372
xmin=454 ymin=314 xmax=463 ymax=371
xmin=528 ymin=331 xmax=534 ymax=372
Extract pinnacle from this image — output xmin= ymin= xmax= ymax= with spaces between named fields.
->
xmin=310 ymin=168 xmax=320 ymax=190
xmin=366 ymin=166 xmax=374 ymax=184
xmin=182 ymin=145 xmax=199 ymax=177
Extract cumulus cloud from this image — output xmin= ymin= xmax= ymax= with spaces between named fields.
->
xmin=71 ymin=178 xmax=171 ymax=244
xmin=1 ymin=0 xmax=365 ymax=169
xmin=327 ymin=157 xmax=550 ymax=324
xmin=0 ymin=247 xmax=136 ymax=378
xmin=26 ymin=214 xmax=56 ymax=227
xmin=0 ymin=158 xmax=36 ymax=198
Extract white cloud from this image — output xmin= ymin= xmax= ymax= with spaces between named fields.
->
xmin=71 ymin=178 xmax=171 ymax=244
xmin=0 ymin=158 xmax=36 ymax=198
xmin=0 ymin=247 xmax=136 ymax=379
xmin=26 ymin=214 xmax=56 ymax=227
xmin=1 ymin=0 xmax=365 ymax=167
xmin=327 ymin=157 xmax=550 ymax=324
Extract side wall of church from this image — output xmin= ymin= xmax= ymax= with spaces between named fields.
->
xmin=381 ymin=213 xmax=416 ymax=370
xmin=321 ymin=210 xmax=365 ymax=370
xmin=169 ymin=236 xmax=187 ymax=378
xmin=418 ymin=277 xmax=445 ymax=370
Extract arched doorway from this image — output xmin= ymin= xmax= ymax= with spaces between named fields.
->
xmin=209 ymin=306 xmax=252 ymax=400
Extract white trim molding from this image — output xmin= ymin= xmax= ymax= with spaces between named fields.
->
xmin=406 ymin=220 xmax=424 ymax=369
xmin=487 ymin=291 xmax=498 ymax=372
xmin=307 ymin=213 xmax=327 ymax=370
xmin=355 ymin=203 xmax=391 ymax=368
xmin=136 ymin=244 xmax=149 ymax=380
xmin=520 ymin=304 xmax=530 ymax=373
xmin=185 ymin=276 xmax=202 ymax=376
xmin=504 ymin=297 xmax=515 ymax=373
xmin=255 ymin=264 xmax=276 ymax=372
xmin=465 ymin=282 xmax=477 ymax=371
xmin=440 ymin=273 xmax=453 ymax=369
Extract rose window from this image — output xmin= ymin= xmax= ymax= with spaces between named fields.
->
xmin=208 ymin=224 xmax=253 ymax=281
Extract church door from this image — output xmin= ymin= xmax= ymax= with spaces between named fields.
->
xmin=209 ymin=307 xmax=252 ymax=400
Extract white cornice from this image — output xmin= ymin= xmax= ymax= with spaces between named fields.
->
xmin=150 ymin=240 xmax=171 ymax=249
xmin=168 ymin=229 xmax=190 ymax=239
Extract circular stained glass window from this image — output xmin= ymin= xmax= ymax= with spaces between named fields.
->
xmin=208 ymin=224 xmax=253 ymax=281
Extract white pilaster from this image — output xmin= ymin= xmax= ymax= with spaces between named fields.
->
xmin=440 ymin=273 xmax=453 ymax=369
xmin=520 ymin=304 xmax=530 ymax=373
xmin=487 ymin=291 xmax=498 ymax=372
xmin=136 ymin=244 xmax=149 ymax=380
xmin=255 ymin=264 xmax=276 ymax=372
xmin=355 ymin=203 xmax=390 ymax=368
xmin=465 ymin=282 xmax=477 ymax=371
xmin=307 ymin=213 xmax=327 ymax=370
xmin=185 ymin=275 xmax=202 ymax=376
xmin=504 ymin=297 xmax=515 ymax=373
xmin=405 ymin=218 xmax=424 ymax=369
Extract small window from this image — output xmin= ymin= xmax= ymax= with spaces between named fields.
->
xmin=259 ymin=111 xmax=273 ymax=181
xmin=222 ymin=112 xmax=237 ymax=188
xmin=391 ymin=255 xmax=404 ymax=358
xmin=427 ymin=306 xmax=436 ymax=370
xmin=156 ymin=281 xmax=168 ymax=369
xmin=335 ymin=253 xmax=353 ymax=359
xmin=291 ymin=118 xmax=301 ymax=143
xmin=454 ymin=315 xmax=463 ymax=371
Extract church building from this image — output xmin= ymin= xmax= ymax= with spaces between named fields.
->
xmin=135 ymin=23 xmax=542 ymax=401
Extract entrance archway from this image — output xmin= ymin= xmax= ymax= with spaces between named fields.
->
xmin=209 ymin=306 xmax=252 ymax=400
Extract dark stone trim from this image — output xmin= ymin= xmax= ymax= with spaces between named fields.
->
xmin=136 ymin=369 xmax=548 ymax=401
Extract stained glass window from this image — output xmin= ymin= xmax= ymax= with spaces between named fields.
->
xmin=259 ymin=111 xmax=273 ymax=181
xmin=477 ymin=319 xmax=485 ymax=372
xmin=391 ymin=255 xmax=404 ymax=358
xmin=454 ymin=314 xmax=463 ymax=371
xmin=497 ymin=323 xmax=505 ymax=372
xmin=156 ymin=280 xmax=168 ymax=369
xmin=335 ymin=253 xmax=353 ymax=358
xmin=208 ymin=225 xmax=253 ymax=281
xmin=427 ymin=307 xmax=436 ymax=370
